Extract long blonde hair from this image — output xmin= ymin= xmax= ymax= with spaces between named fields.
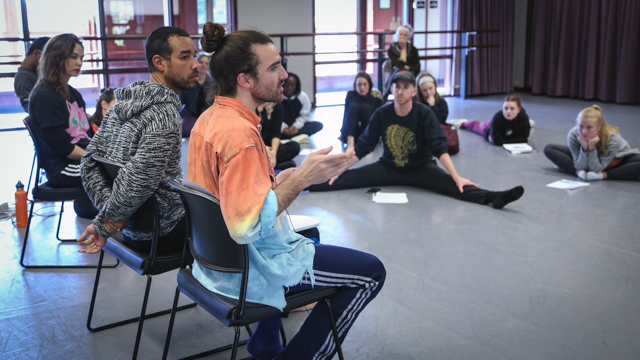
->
xmin=577 ymin=105 xmax=619 ymax=155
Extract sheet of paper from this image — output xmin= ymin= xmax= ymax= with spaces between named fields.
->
xmin=546 ymin=179 xmax=590 ymax=190
xmin=503 ymin=143 xmax=534 ymax=154
xmin=372 ymin=192 xmax=408 ymax=203
xmin=288 ymin=215 xmax=320 ymax=231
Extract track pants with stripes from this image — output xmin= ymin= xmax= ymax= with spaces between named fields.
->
xmin=275 ymin=243 xmax=386 ymax=360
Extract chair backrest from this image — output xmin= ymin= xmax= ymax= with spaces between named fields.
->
xmin=23 ymin=117 xmax=45 ymax=186
xmin=92 ymin=155 xmax=157 ymax=233
xmin=169 ymin=179 xmax=244 ymax=274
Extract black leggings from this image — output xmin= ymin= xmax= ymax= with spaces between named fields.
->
xmin=340 ymin=102 xmax=376 ymax=144
xmin=307 ymin=160 xmax=489 ymax=205
xmin=280 ymin=121 xmax=324 ymax=139
xmin=47 ymin=167 xmax=99 ymax=219
xmin=276 ymin=141 xmax=300 ymax=164
xmin=544 ymin=144 xmax=640 ymax=180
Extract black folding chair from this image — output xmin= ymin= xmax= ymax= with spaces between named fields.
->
xmin=162 ymin=179 xmax=344 ymax=360
xmin=86 ymin=155 xmax=195 ymax=360
xmin=20 ymin=117 xmax=118 ymax=269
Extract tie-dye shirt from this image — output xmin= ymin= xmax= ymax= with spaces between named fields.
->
xmin=188 ymin=96 xmax=315 ymax=310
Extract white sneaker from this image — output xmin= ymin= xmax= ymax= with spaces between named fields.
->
xmin=291 ymin=134 xmax=310 ymax=144
xmin=586 ymin=171 xmax=604 ymax=181
xmin=529 ymin=119 xmax=536 ymax=127
xmin=446 ymin=118 xmax=467 ymax=128
xmin=577 ymin=170 xmax=587 ymax=181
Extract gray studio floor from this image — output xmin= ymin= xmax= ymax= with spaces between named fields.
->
xmin=1 ymin=93 xmax=639 ymax=360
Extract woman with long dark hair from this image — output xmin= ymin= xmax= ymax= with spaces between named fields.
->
xmin=28 ymin=33 xmax=97 ymax=218
xmin=339 ymin=72 xmax=383 ymax=151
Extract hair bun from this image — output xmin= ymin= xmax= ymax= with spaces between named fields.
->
xmin=592 ymin=104 xmax=602 ymax=112
xmin=201 ymin=22 xmax=226 ymax=53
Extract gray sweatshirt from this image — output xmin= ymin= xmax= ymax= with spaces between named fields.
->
xmin=568 ymin=126 xmax=640 ymax=172
xmin=81 ymin=81 xmax=184 ymax=240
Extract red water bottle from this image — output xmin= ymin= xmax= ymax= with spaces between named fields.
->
xmin=15 ymin=181 xmax=28 ymax=228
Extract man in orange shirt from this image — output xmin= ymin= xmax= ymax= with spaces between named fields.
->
xmin=188 ymin=22 xmax=386 ymax=360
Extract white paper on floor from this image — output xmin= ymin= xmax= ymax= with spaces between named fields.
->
xmin=546 ymin=179 xmax=590 ymax=190
xmin=372 ymin=192 xmax=408 ymax=203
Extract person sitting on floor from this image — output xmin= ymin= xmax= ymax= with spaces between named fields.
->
xmin=280 ymin=72 xmax=323 ymax=140
xmin=14 ymin=37 xmax=50 ymax=113
xmin=415 ymin=72 xmax=459 ymax=155
xmin=543 ymin=105 xmax=640 ymax=181
xmin=27 ymin=33 xmax=97 ymax=219
xmin=77 ymin=26 xmax=200 ymax=255
xmin=340 ymin=71 xmax=384 ymax=151
xmin=190 ymin=22 xmax=386 ymax=360
xmin=257 ymin=101 xmax=300 ymax=170
xmin=452 ymin=95 xmax=531 ymax=146
xmin=89 ymin=87 xmax=116 ymax=132
xmin=307 ymin=70 xmax=525 ymax=210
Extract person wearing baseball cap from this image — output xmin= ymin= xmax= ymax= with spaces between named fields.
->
xmin=307 ymin=68 xmax=525 ymax=210
xmin=14 ymin=37 xmax=50 ymax=112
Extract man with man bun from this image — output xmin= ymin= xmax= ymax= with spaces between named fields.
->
xmin=188 ymin=22 xmax=386 ymax=360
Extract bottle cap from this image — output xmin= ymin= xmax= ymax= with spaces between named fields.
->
xmin=16 ymin=181 xmax=24 ymax=190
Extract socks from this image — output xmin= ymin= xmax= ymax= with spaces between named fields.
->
xmin=486 ymin=186 xmax=525 ymax=209
xmin=246 ymin=316 xmax=284 ymax=360
xmin=586 ymin=171 xmax=604 ymax=181
xmin=577 ymin=170 xmax=587 ymax=181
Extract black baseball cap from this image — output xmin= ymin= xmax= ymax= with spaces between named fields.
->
xmin=390 ymin=70 xmax=416 ymax=85
xmin=27 ymin=37 xmax=50 ymax=55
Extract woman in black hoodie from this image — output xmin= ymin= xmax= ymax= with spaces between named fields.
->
xmin=457 ymin=95 xmax=531 ymax=145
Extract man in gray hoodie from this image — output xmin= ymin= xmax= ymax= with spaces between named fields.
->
xmin=77 ymin=26 xmax=199 ymax=254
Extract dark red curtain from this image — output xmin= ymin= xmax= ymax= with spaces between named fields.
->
xmin=456 ymin=0 xmax=515 ymax=96
xmin=527 ymin=0 xmax=640 ymax=104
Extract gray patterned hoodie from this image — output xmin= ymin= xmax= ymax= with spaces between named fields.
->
xmin=81 ymin=81 xmax=184 ymax=240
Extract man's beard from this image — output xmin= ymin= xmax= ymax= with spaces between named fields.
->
xmin=252 ymin=77 xmax=284 ymax=103
xmin=166 ymin=67 xmax=198 ymax=92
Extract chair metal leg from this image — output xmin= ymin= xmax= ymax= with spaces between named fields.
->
xmin=20 ymin=200 xmax=119 ymax=269
xmin=280 ymin=325 xmax=287 ymax=347
xmin=86 ymin=250 xmax=106 ymax=332
xmin=131 ymin=274 xmax=153 ymax=360
xmin=324 ymin=298 xmax=344 ymax=360
xmin=165 ymin=303 xmax=251 ymax=360
xmin=27 ymin=153 xmax=36 ymax=195
xmin=230 ymin=326 xmax=241 ymax=360
xmin=162 ymin=287 xmax=182 ymax=360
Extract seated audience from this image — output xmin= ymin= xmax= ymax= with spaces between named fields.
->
xmin=89 ymin=87 xmax=116 ymax=132
xmin=415 ymin=72 xmax=458 ymax=154
xmin=190 ymin=22 xmax=386 ymax=360
xmin=77 ymin=26 xmax=199 ymax=254
xmin=28 ymin=33 xmax=97 ymax=218
xmin=281 ymin=72 xmax=323 ymax=139
xmin=257 ymin=102 xmax=300 ymax=170
xmin=544 ymin=105 xmax=640 ymax=181
xmin=14 ymin=37 xmax=50 ymax=113
xmin=383 ymin=25 xmax=420 ymax=99
xmin=454 ymin=95 xmax=531 ymax=146
xmin=308 ymin=70 xmax=525 ymax=210
xmin=340 ymin=72 xmax=384 ymax=151
xmin=179 ymin=54 xmax=214 ymax=137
